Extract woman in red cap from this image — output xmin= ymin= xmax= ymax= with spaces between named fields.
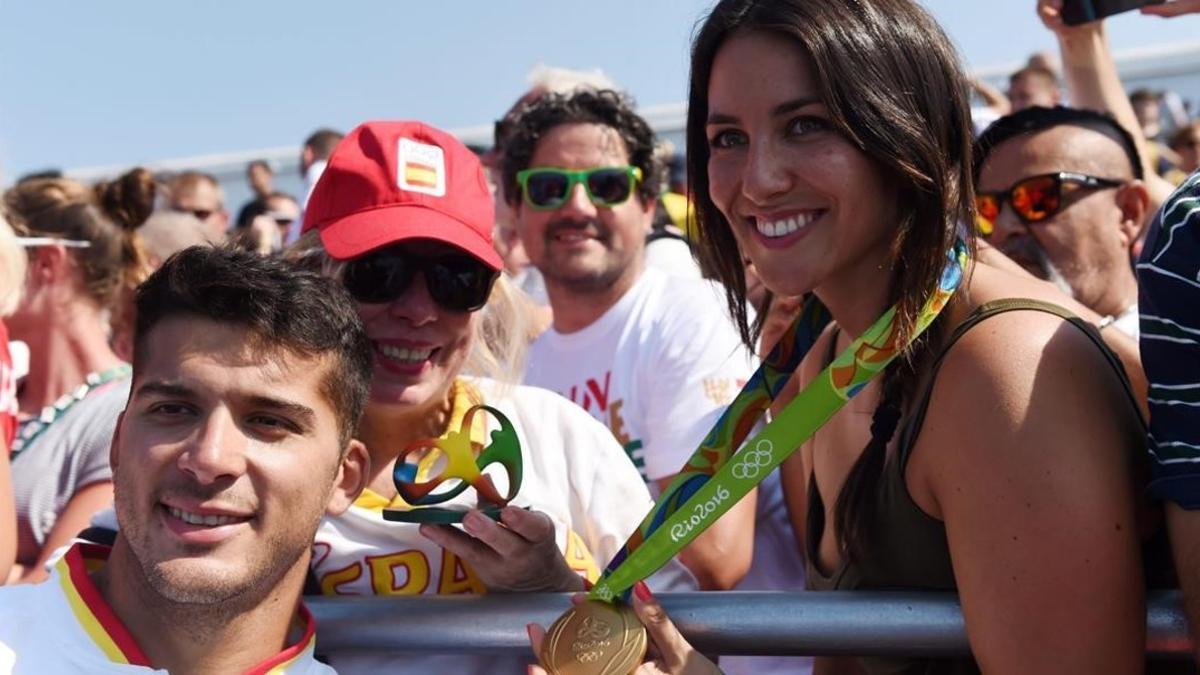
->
xmin=296 ymin=120 xmax=695 ymax=674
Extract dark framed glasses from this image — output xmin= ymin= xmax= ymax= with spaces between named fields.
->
xmin=342 ymin=246 xmax=498 ymax=312
xmin=172 ymin=206 xmax=216 ymax=221
xmin=516 ymin=166 xmax=643 ymax=211
xmin=267 ymin=211 xmax=295 ymax=227
xmin=976 ymin=171 xmax=1123 ymax=237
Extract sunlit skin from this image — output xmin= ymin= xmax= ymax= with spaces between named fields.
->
xmin=266 ymin=194 xmax=301 ymax=244
xmin=97 ymin=316 xmax=366 ymax=673
xmin=706 ymin=30 xmax=898 ymax=332
xmin=266 ymin=195 xmax=300 ymax=222
xmin=708 ymin=29 xmax=1146 ymax=673
xmin=107 ymin=318 xmax=361 ymax=605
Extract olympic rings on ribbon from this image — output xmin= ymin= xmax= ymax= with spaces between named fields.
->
xmin=730 ymin=440 xmax=774 ymax=480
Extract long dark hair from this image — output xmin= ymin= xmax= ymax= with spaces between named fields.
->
xmin=687 ymin=0 xmax=976 ymax=561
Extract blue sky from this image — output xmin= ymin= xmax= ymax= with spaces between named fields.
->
xmin=0 ymin=1 xmax=1196 ymax=179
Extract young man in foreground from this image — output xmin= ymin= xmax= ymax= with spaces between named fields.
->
xmin=0 ymin=246 xmax=372 ymax=673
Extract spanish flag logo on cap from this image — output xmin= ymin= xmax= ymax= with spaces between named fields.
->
xmin=398 ymin=137 xmax=447 ymax=197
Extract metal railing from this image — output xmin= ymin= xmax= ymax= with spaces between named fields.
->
xmin=307 ymin=590 xmax=1193 ymax=659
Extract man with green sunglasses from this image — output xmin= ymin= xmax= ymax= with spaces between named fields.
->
xmin=515 ymin=166 xmax=644 ymax=211
xmin=499 ymin=89 xmax=781 ymax=595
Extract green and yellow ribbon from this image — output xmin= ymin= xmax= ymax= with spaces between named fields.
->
xmin=590 ymin=241 xmax=968 ymax=602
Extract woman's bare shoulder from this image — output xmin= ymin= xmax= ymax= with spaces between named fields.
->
xmin=907 ymin=275 xmax=1142 ymax=521
xmin=965 ymin=258 xmax=1147 ymax=414
xmin=917 ymin=273 xmax=1140 ymax=464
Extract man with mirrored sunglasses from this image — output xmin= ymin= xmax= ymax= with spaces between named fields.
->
xmin=975 ymin=105 xmax=1150 ymax=338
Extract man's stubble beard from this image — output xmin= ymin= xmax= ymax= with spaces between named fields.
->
xmin=537 ymin=218 xmax=639 ymax=295
xmin=1003 ymin=235 xmax=1077 ymax=300
xmin=115 ymin=482 xmax=324 ymax=613
xmin=137 ymin=523 xmax=311 ymax=609
xmin=1031 ymin=245 xmax=1077 ymax=300
xmin=539 ymin=248 xmax=632 ymax=294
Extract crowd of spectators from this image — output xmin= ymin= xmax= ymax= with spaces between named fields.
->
xmin=1 ymin=1 xmax=1199 ymax=674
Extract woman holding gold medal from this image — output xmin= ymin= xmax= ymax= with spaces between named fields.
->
xmin=296 ymin=120 xmax=695 ymax=675
xmin=531 ymin=0 xmax=1166 ymax=673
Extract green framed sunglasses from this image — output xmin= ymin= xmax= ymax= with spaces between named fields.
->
xmin=515 ymin=166 xmax=643 ymax=211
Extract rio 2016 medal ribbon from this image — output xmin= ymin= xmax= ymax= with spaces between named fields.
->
xmin=384 ymin=404 xmax=523 ymax=524
xmin=540 ymin=242 xmax=968 ymax=674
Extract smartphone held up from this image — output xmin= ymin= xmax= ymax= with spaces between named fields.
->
xmin=1061 ymin=0 xmax=1168 ymax=24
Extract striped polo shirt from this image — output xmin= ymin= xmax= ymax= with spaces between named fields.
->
xmin=1138 ymin=170 xmax=1200 ymax=506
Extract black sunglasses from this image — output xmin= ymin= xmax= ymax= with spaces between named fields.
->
xmin=342 ymin=246 xmax=498 ymax=312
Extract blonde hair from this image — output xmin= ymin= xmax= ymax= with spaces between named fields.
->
xmin=4 ymin=169 xmax=155 ymax=311
xmin=463 ymin=273 xmax=530 ymax=388
xmin=287 ymin=231 xmax=532 ymax=391
xmin=0 ymin=214 xmax=25 ymax=316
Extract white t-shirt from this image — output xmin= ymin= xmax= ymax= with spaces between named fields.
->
xmin=525 ymin=267 xmax=756 ymax=482
xmin=645 ymin=236 xmax=703 ymax=280
xmin=0 ymin=543 xmax=332 ymax=675
xmin=311 ymin=378 xmax=696 ymax=675
xmin=1110 ymin=303 xmax=1139 ymax=340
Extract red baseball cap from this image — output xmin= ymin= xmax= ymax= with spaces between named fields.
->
xmin=302 ymin=120 xmax=502 ymax=269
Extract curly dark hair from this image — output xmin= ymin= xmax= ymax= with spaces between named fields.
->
xmin=134 ymin=245 xmax=373 ymax=447
xmin=498 ymin=88 xmax=662 ymax=208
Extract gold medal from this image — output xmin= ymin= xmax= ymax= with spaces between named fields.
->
xmin=538 ymin=600 xmax=648 ymax=675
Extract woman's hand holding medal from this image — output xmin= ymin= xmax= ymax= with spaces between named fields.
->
xmin=527 ymin=582 xmax=720 ymax=675
xmin=420 ymin=506 xmax=586 ymax=593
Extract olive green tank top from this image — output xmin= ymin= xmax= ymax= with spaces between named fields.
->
xmin=803 ymin=299 xmax=1177 ymax=675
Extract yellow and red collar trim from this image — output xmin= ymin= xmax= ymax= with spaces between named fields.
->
xmin=245 ymin=604 xmax=317 ymax=675
xmin=356 ymin=378 xmax=486 ymax=511
xmin=58 ymin=543 xmax=151 ymax=667
xmin=57 ymin=543 xmax=319 ymax=674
